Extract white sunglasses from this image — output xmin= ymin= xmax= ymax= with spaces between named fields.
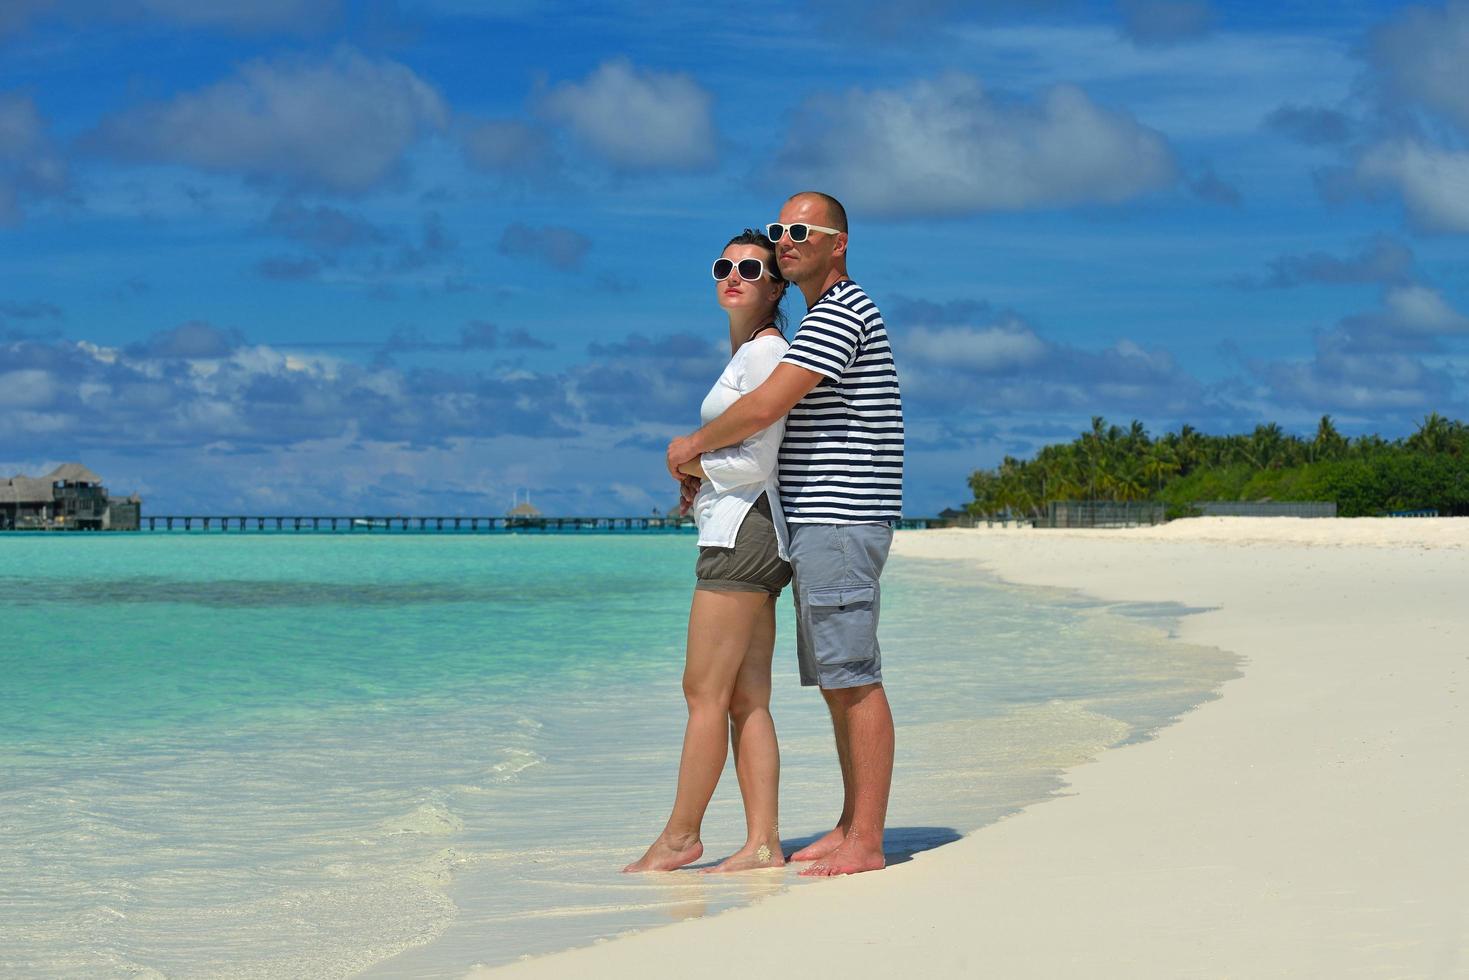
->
xmin=766 ymin=222 xmax=841 ymax=243
xmin=712 ymin=257 xmax=773 ymax=282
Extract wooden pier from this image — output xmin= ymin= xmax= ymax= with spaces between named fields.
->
xmin=141 ymin=514 xmax=698 ymax=533
xmin=135 ymin=515 xmax=940 ymax=532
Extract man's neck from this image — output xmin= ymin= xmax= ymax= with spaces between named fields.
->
xmin=798 ymin=266 xmax=848 ymax=309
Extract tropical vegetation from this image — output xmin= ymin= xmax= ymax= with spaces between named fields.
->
xmin=967 ymin=413 xmax=1469 ymax=519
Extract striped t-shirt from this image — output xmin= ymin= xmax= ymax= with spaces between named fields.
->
xmin=778 ymin=279 xmax=904 ymax=523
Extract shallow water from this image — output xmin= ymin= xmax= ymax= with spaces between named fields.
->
xmin=0 ymin=534 xmax=1238 ymax=977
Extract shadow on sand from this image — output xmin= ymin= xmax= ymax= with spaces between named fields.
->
xmin=777 ymin=825 xmax=963 ymax=868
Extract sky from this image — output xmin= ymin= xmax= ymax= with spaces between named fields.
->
xmin=2 ymin=0 xmax=1467 ymax=516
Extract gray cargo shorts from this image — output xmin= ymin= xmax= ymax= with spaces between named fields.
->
xmin=789 ymin=521 xmax=893 ymax=690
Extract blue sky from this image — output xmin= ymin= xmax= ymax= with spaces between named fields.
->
xmin=2 ymin=0 xmax=1466 ymax=515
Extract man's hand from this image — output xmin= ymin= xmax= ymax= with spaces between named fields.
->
xmin=666 ymin=433 xmax=700 ymax=481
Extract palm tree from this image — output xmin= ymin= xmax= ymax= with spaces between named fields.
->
xmin=1142 ymin=442 xmax=1179 ymax=492
xmin=1126 ymin=419 xmax=1149 ymax=452
xmin=1250 ymin=423 xmax=1287 ymax=469
xmin=1408 ymin=412 xmax=1453 ymax=454
xmin=1111 ymin=456 xmax=1148 ymax=502
xmin=1352 ymin=433 xmax=1389 ymax=456
xmin=968 ymin=469 xmax=1001 ymax=516
xmin=1312 ymin=415 xmax=1347 ymax=462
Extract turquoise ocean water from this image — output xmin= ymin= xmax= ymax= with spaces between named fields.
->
xmin=1 ymin=533 xmax=1238 ymax=977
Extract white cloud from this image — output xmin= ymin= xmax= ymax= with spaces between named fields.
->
xmin=0 ymin=92 xmax=68 ymax=224
xmin=90 ymin=47 xmax=448 ymax=194
xmin=1384 ymin=284 xmax=1469 ymax=334
xmin=1369 ymin=0 xmax=1469 ymax=132
xmin=1117 ymin=0 xmax=1216 ymax=46
xmin=905 ymin=319 xmax=1047 ymax=371
xmin=1355 ymin=140 xmax=1469 ymax=233
xmin=0 ymin=369 xmax=55 ymax=408
xmin=770 ymin=73 xmax=1177 ymax=216
xmin=1245 ymin=236 xmax=1413 ymax=288
xmin=540 ymin=59 xmax=715 ymax=172
xmin=891 ymin=300 xmax=1206 ymax=416
xmin=0 ymin=93 xmax=43 ymax=156
xmin=1256 ymin=328 xmax=1452 ymax=412
xmin=948 ymin=24 xmax=1353 ymax=141
xmin=498 ymin=222 xmax=590 ymax=271
xmin=459 ymin=118 xmax=558 ymax=176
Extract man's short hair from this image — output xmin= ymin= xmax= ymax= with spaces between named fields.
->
xmin=789 ymin=191 xmax=848 ymax=232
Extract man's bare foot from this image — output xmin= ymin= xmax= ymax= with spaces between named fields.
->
xmin=798 ymin=835 xmax=885 ymax=877
xmin=703 ymin=838 xmax=786 ymax=873
xmin=622 ymin=833 xmax=703 ymax=873
xmin=789 ymin=826 xmax=846 ymax=862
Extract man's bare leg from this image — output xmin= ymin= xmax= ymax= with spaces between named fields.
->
xmin=624 ymin=590 xmax=768 ymax=872
xmin=800 ymin=683 xmax=892 ymax=876
xmin=707 ymin=596 xmax=785 ymax=873
xmin=789 ymin=696 xmax=855 ymax=862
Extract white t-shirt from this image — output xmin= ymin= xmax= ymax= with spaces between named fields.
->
xmin=692 ymin=333 xmax=790 ymax=558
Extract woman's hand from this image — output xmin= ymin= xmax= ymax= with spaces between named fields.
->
xmin=677 ymin=475 xmax=701 ymax=515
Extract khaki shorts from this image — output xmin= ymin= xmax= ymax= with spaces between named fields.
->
xmin=695 ymin=494 xmax=792 ymax=596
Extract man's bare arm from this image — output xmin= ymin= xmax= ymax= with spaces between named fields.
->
xmin=666 ymin=362 xmax=822 ymax=479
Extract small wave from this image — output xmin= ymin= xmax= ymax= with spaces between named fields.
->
xmin=490 ymin=748 xmax=545 ymax=780
xmin=377 ymin=802 xmax=465 ymax=837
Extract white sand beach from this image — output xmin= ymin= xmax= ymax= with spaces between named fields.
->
xmin=480 ymin=518 xmax=1469 ymax=979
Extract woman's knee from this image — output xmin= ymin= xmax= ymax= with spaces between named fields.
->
xmin=683 ymin=676 xmax=734 ymax=711
xmin=728 ymin=684 xmax=771 ymax=720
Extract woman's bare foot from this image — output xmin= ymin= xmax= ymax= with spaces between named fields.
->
xmin=703 ymin=836 xmax=786 ymax=873
xmin=622 ymin=832 xmax=703 ymax=873
xmin=789 ymin=826 xmax=845 ymax=862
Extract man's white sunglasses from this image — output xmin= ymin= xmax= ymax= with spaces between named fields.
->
xmin=766 ymin=222 xmax=841 ymax=243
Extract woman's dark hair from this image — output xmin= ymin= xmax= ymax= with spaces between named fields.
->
xmin=725 ymin=228 xmax=787 ymax=333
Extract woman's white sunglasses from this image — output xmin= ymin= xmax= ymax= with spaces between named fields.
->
xmin=766 ymin=222 xmax=841 ymax=243
xmin=712 ymin=257 xmax=773 ymax=282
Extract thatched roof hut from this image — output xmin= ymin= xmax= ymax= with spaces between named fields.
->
xmin=0 ymin=475 xmax=53 ymax=504
xmin=47 ymin=463 xmax=104 ymax=485
xmin=1 ymin=463 xmax=105 ymax=501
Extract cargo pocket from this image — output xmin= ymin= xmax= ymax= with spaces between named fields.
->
xmin=805 ymin=584 xmax=877 ymax=666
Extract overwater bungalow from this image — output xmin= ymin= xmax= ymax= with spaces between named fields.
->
xmin=0 ymin=463 xmax=141 ymax=530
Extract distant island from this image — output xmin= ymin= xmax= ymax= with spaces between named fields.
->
xmin=966 ymin=414 xmax=1468 ymax=520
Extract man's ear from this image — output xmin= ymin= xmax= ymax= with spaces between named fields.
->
xmin=832 ymin=232 xmax=848 ymax=259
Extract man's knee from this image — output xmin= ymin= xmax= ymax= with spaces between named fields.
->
xmin=821 ymin=680 xmax=883 ymax=708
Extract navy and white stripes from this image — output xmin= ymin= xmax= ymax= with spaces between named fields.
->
xmin=778 ymin=280 xmax=904 ymax=523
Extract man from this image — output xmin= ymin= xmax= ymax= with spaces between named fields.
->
xmin=666 ymin=191 xmax=903 ymax=876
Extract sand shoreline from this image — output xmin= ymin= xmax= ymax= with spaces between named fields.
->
xmin=478 ymin=518 xmax=1469 ymax=978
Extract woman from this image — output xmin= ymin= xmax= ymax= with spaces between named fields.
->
xmin=623 ymin=230 xmax=792 ymax=874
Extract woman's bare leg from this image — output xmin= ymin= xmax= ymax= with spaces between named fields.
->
xmin=707 ymin=594 xmax=785 ymax=872
xmin=623 ymin=588 xmax=769 ymax=872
